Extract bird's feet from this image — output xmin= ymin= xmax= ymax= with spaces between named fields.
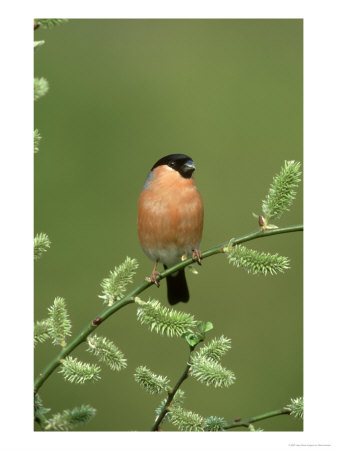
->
xmin=150 ymin=269 xmax=161 ymax=287
xmin=192 ymin=249 xmax=202 ymax=265
xmin=145 ymin=260 xmax=161 ymax=287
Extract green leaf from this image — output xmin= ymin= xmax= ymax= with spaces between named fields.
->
xmin=181 ymin=321 xmax=213 ymax=346
xmin=203 ymin=321 xmax=213 ymax=332
xmin=181 ymin=332 xmax=200 ymax=347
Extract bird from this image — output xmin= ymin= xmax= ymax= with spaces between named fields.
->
xmin=137 ymin=154 xmax=204 ymax=305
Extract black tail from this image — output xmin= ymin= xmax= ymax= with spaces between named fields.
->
xmin=164 ymin=266 xmax=189 ymax=305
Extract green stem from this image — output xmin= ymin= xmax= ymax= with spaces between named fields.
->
xmin=224 ymin=407 xmax=291 ymax=430
xmin=151 ymin=345 xmax=196 ymax=431
xmin=34 ymin=223 xmax=303 ymax=393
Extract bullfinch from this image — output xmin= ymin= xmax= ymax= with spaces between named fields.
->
xmin=137 ymin=154 xmax=204 ymax=305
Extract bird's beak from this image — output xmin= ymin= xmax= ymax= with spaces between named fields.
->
xmin=182 ymin=160 xmax=195 ymax=176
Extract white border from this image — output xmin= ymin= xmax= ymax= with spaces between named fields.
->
xmin=1 ymin=1 xmax=336 ymax=449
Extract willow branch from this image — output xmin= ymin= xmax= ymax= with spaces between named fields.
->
xmin=151 ymin=345 xmax=196 ymax=431
xmin=34 ymin=223 xmax=303 ymax=393
xmin=224 ymin=407 xmax=291 ymax=430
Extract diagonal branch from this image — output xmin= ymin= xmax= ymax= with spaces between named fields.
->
xmin=151 ymin=345 xmax=196 ymax=431
xmin=34 ymin=223 xmax=303 ymax=393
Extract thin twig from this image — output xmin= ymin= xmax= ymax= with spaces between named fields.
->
xmin=151 ymin=345 xmax=196 ymax=431
xmin=224 ymin=407 xmax=291 ymax=430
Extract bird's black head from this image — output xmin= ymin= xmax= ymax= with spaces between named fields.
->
xmin=151 ymin=154 xmax=196 ymax=179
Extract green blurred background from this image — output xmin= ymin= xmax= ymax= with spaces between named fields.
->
xmin=34 ymin=19 xmax=303 ymax=431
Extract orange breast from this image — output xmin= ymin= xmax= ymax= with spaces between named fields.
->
xmin=137 ymin=166 xmax=204 ymax=260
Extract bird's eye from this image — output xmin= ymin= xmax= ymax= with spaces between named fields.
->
xmin=168 ymin=161 xmax=176 ymax=168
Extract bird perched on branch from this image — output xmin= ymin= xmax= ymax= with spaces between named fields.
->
xmin=137 ymin=154 xmax=204 ymax=305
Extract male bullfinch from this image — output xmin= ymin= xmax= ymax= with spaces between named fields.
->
xmin=137 ymin=154 xmax=204 ymax=305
